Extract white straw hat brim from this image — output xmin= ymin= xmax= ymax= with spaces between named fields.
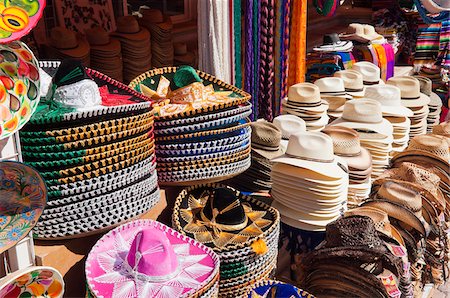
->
xmin=330 ymin=118 xmax=394 ymax=140
xmin=401 ymin=92 xmax=430 ymax=108
xmin=381 ymin=105 xmax=414 ymax=117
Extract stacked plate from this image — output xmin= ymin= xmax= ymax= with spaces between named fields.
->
xmin=172 ymin=184 xmax=280 ymax=297
xmin=130 ymin=67 xmax=252 ymax=185
xmin=281 ymin=83 xmax=329 ymax=131
xmin=20 ymin=63 xmax=159 ymax=239
xmin=270 ymin=132 xmax=349 ymax=232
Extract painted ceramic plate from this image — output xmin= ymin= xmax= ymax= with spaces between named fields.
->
xmin=0 ymin=41 xmax=40 ymax=140
xmin=0 ymin=161 xmax=46 ymax=253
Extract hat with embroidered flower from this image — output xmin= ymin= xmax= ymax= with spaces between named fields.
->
xmin=0 ymin=161 xmax=46 ymax=253
xmin=86 ymin=219 xmax=220 ymax=298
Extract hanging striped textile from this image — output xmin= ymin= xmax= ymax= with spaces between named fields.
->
xmin=288 ymin=0 xmax=307 ymax=87
xmin=415 ymin=22 xmax=441 ymax=66
xmin=372 ymin=44 xmax=388 ymax=81
xmin=244 ymin=0 xmax=255 ymax=119
xmin=253 ymin=0 xmax=261 ymax=118
xmin=274 ymin=0 xmax=282 ymax=116
xmin=281 ymin=0 xmax=291 ymax=100
xmin=438 ymin=19 xmax=450 ymax=68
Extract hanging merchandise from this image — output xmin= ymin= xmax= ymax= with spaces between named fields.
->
xmin=313 ymin=0 xmax=341 ymax=17
xmin=413 ymin=0 xmax=449 ymax=24
xmin=288 ymin=0 xmax=307 ymax=88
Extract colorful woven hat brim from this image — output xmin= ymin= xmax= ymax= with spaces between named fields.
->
xmin=45 ymin=152 xmax=156 ymax=187
xmin=41 ymin=172 xmax=158 ymax=220
xmin=129 ymin=67 xmax=251 ymax=120
xmin=39 ymin=144 xmax=155 ymax=181
xmin=155 ymin=110 xmax=252 ymax=136
xmin=156 ymin=121 xmax=250 ymax=141
xmin=155 ymin=102 xmax=252 ymax=128
xmin=33 ymin=186 xmax=160 ymax=239
xmin=20 ymin=109 xmax=154 ymax=138
xmin=158 ymin=157 xmax=251 ymax=185
xmin=218 ymin=263 xmax=274 ymax=296
xmin=156 ymin=139 xmax=250 ymax=157
xmin=25 ymin=138 xmax=154 ymax=170
xmin=248 ymin=279 xmax=314 ymax=298
xmin=157 ymin=148 xmax=251 ymax=171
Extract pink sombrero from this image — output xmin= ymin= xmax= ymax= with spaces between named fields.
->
xmin=85 ymin=219 xmax=220 ymax=298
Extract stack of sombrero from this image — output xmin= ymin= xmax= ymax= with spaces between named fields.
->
xmin=270 ymin=132 xmax=349 ymax=232
xmin=45 ymin=27 xmax=90 ymax=66
xmin=281 ymin=83 xmax=329 ymax=131
xmin=19 ymin=60 xmax=159 ymax=239
xmin=139 ymin=8 xmax=174 ymax=67
xmin=387 ymin=76 xmax=430 ymax=139
xmin=111 ymin=16 xmax=151 ymax=83
xmin=414 ymin=76 xmax=443 ymax=133
xmin=85 ymin=27 xmax=123 ymax=82
xmin=86 ymin=220 xmax=220 ymax=298
xmin=314 ymin=77 xmax=352 ymax=121
xmin=247 ymin=280 xmax=314 ymax=297
xmin=329 ymin=99 xmax=394 ymax=179
xmin=322 ymin=126 xmax=372 ymax=208
xmin=174 ymin=42 xmax=196 ymax=66
xmin=226 ymin=121 xmax=284 ymax=193
xmin=172 ymin=184 xmax=280 ymax=297
xmin=130 ymin=66 xmax=252 ymax=185
xmin=364 ymin=84 xmax=413 ymax=155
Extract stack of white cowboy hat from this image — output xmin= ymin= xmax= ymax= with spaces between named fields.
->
xmin=273 ymin=114 xmax=307 ymax=150
xmin=414 ymin=76 xmax=443 ymax=133
xmin=329 ymin=99 xmax=394 ymax=179
xmin=352 ymin=62 xmax=384 ymax=86
xmin=334 ymin=70 xmax=366 ymax=98
xmin=387 ymin=76 xmax=430 ymax=139
xmin=281 ymin=83 xmax=329 ymax=131
xmin=323 ymin=126 xmax=373 ymax=208
xmin=314 ymin=77 xmax=352 ymax=121
xmin=340 ymin=23 xmax=385 ymax=44
xmin=420 ymin=0 xmax=450 ymax=13
xmin=365 ymin=84 xmax=413 ymax=155
xmin=271 ymin=132 xmax=349 ymax=232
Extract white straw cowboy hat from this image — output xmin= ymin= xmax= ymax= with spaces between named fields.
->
xmin=273 ymin=115 xmax=306 ymax=149
xmin=272 ymin=132 xmax=348 ymax=179
xmin=386 ymin=76 xmax=430 ymax=108
xmin=420 ymin=0 xmax=450 ymax=13
xmin=352 ymin=62 xmax=384 ymax=85
xmin=334 ymin=70 xmax=365 ymax=97
xmin=340 ymin=23 xmax=383 ymax=43
xmin=364 ymin=85 xmax=414 ymax=117
xmin=414 ymin=75 xmax=443 ymax=108
xmin=284 ymin=83 xmax=329 ymax=112
xmin=330 ymin=99 xmax=394 ymax=138
xmin=314 ymin=77 xmax=352 ymax=100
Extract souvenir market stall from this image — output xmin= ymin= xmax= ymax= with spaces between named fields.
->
xmin=0 ymin=0 xmax=450 ymax=297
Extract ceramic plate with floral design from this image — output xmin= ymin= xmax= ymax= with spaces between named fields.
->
xmin=0 ymin=41 xmax=40 ymax=140
xmin=0 ymin=266 xmax=64 ymax=298
xmin=0 ymin=161 xmax=46 ymax=253
xmin=0 ymin=0 xmax=45 ymax=43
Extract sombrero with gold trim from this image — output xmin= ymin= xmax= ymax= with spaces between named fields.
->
xmin=247 ymin=280 xmax=314 ymax=298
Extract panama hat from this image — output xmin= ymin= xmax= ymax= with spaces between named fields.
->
xmin=393 ymin=134 xmax=450 ymax=165
xmin=364 ymin=85 xmax=414 ymax=117
xmin=111 ymin=16 xmax=150 ymax=41
xmin=0 ymin=161 xmax=46 ymax=253
xmin=250 ymin=121 xmax=284 ymax=159
xmin=247 ymin=280 xmax=313 ymax=297
xmin=314 ymin=77 xmax=352 ymax=99
xmin=420 ymin=0 xmax=450 ymax=13
xmin=386 ymin=76 xmax=430 ymax=108
xmin=313 ymin=33 xmax=353 ymax=52
xmin=352 ymin=62 xmax=384 ymax=85
xmin=432 ymin=121 xmax=450 ymax=138
xmin=340 ymin=23 xmax=383 ymax=43
xmin=334 ymin=70 xmax=365 ymax=97
xmin=330 ymin=99 xmax=394 ymax=138
xmin=272 ymin=132 xmax=348 ymax=179
xmin=86 ymin=220 xmax=220 ymax=298
xmin=49 ymin=27 xmax=90 ymax=58
xmin=0 ymin=266 xmax=64 ymax=298
xmin=0 ymin=41 xmax=40 ymax=140
xmin=273 ymin=114 xmax=306 ymax=149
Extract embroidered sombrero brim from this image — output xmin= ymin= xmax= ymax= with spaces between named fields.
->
xmin=157 ymin=138 xmax=249 ymax=157
xmin=0 ymin=161 xmax=47 ymax=254
xmin=247 ymin=279 xmax=314 ymax=298
xmin=0 ymin=266 xmax=64 ymax=298
xmin=85 ymin=220 xmax=220 ymax=298
xmin=129 ymin=67 xmax=251 ymax=120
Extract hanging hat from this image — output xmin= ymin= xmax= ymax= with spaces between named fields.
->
xmin=0 ymin=161 xmax=46 ymax=253
xmin=352 ymin=62 xmax=384 ymax=85
xmin=49 ymin=27 xmax=90 ymax=58
xmin=313 ymin=33 xmax=353 ymax=52
xmin=314 ymin=77 xmax=352 ymax=99
xmin=420 ymin=0 xmax=450 ymax=13
xmin=386 ymin=76 xmax=430 ymax=108
xmin=333 ymin=70 xmax=365 ymax=97
xmin=247 ymin=280 xmax=314 ymax=298
xmin=0 ymin=266 xmax=64 ymax=298
xmin=86 ymin=219 xmax=220 ymax=298
xmin=364 ymin=85 xmax=414 ymax=117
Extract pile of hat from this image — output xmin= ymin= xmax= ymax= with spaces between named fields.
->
xmin=340 ymin=23 xmax=386 ymax=44
xmin=387 ymin=76 xmax=430 ymax=139
xmin=414 ymin=75 xmax=442 ymax=133
xmin=85 ymin=27 xmax=123 ymax=82
xmin=322 ymin=126 xmax=372 ymax=208
xmin=111 ymin=16 xmax=152 ymax=83
xmin=45 ymin=27 xmax=90 ymax=66
xmin=270 ymin=132 xmax=349 ymax=232
xmin=334 ymin=69 xmax=366 ymax=99
xmin=138 ymin=8 xmax=174 ymax=67
xmin=130 ymin=66 xmax=252 ymax=185
xmin=352 ymin=61 xmax=385 ymax=86
xmin=329 ymin=99 xmax=394 ymax=178
xmin=19 ymin=60 xmax=159 ymax=239
xmin=273 ymin=114 xmax=307 ymax=150
xmin=247 ymin=280 xmax=314 ymax=297
xmin=364 ymin=84 xmax=412 ymax=155
xmin=86 ymin=219 xmax=220 ymax=298
xmin=314 ymin=77 xmax=351 ymax=121
xmin=226 ymin=121 xmax=285 ymax=193
xmin=174 ymin=42 xmax=196 ymax=67
xmin=282 ymin=83 xmax=329 ymax=131
xmin=172 ymin=184 xmax=280 ymax=297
